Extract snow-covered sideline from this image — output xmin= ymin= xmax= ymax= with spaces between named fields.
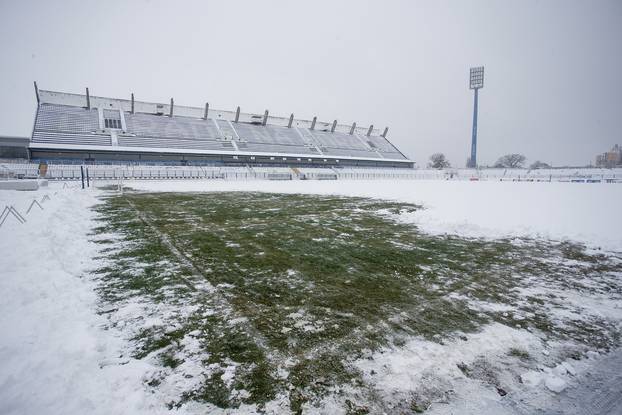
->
xmin=125 ymin=179 xmax=622 ymax=251
xmin=0 ymin=184 xmax=176 ymax=415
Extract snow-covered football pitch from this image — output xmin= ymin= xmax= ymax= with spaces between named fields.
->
xmin=1 ymin=179 xmax=621 ymax=415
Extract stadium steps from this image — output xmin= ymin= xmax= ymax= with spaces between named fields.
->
xmin=35 ymin=104 xmax=100 ymax=133
xmin=32 ymin=131 xmax=112 ymax=146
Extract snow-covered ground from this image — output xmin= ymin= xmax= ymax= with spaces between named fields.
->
xmin=1 ymin=179 xmax=621 ymax=414
xmin=0 ymin=183 xmax=181 ymax=415
xmin=125 ymin=179 xmax=622 ymax=251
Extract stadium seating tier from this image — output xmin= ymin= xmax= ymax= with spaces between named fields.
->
xmin=30 ymin=101 xmax=410 ymax=164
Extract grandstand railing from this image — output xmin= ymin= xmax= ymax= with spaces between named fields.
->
xmin=2 ymin=163 xmax=621 ymax=182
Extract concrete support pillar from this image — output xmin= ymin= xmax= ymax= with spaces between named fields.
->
xmin=287 ymin=113 xmax=294 ymax=128
xmin=34 ymin=81 xmax=40 ymax=104
xmin=366 ymin=125 xmax=374 ymax=137
xmin=331 ymin=120 xmax=337 ymax=133
xmin=131 ymin=93 xmax=135 ymax=114
xmin=381 ymin=127 xmax=388 ymax=138
xmin=349 ymin=122 xmax=356 ymax=135
xmin=262 ymin=110 xmax=269 ymax=126
xmin=203 ymin=102 xmax=209 ymax=120
xmin=310 ymin=116 xmax=317 ymax=130
xmin=97 ymin=107 xmax=104 ymax=130
xmin=234 ymin=106 xmax=240 ymax=123
xmin=119 ymin=108 xmax=127 ymax=131
xmin=169 ymin=98 xmax=174 ymax=117
xmin=86 ymin=87 xmax=90 ymax=110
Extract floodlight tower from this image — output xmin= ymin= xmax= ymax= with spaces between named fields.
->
xmin=468 ymin=66 xmax=484 ymax=168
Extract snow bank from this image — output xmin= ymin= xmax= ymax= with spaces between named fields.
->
xmin=355 ymin=322 xmax=540 ymax=393
xmin=354 ymin=322 xmax=622 ymax=415
xmin=0 ymin=180 xmax=39 ymax=191
xmin=123 ymin=179 xmax=622 ymax=251
xmin=0 ymin=184 xmax=173 ymax=415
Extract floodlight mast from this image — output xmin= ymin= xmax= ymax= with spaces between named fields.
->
xmin=468 ymin=66 xmax=484 ymax=168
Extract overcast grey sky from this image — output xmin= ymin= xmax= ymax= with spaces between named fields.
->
xmin=0 ymin=0 xmax=620 ymax=166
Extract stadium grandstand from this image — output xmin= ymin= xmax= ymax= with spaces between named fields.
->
xmin=26 ymin=84 xmax=413 ymax=169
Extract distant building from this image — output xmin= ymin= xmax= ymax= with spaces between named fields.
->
xmin=0 ymin=135 xmax=29 ymax=159
xmin=596 ymin=144 xmax=622 ymax=167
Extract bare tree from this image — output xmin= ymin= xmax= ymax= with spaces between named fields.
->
xmin=428 ymin=153 xmax=450 ymax=169
xmin=494 ymin=154 xmax=526 ymax=168
xmin=529 ymin=160 xmax=551 ymax=169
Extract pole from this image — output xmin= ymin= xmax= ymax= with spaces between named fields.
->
xmin=80 ymin=166 xmax=85 ymax=189
xmin=34 ymin=81 xmax=40 ymax=104
xmin=470 ymin=88 xmax=479 ymax=168
xmin=86 ymin=167 xmax=90 ymax=187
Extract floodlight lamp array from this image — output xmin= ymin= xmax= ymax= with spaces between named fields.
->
xmin=470 ymin=67 xmax=484 ymax=89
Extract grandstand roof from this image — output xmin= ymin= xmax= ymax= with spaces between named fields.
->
xmin=29 ymin=88 xmax=411 ymax=164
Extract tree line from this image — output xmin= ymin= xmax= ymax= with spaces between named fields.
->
xmin=427 ymin=153 xmax=551 ymax=169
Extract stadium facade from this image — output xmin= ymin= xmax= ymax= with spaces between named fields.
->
xmin=28 ymin=85 xmax=413 ymax=168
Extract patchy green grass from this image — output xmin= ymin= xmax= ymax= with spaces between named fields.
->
xmin=508 ymin=347 xmax=531 ymax=360
xmin=91 ymin=191 xmax=622 ymax=413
